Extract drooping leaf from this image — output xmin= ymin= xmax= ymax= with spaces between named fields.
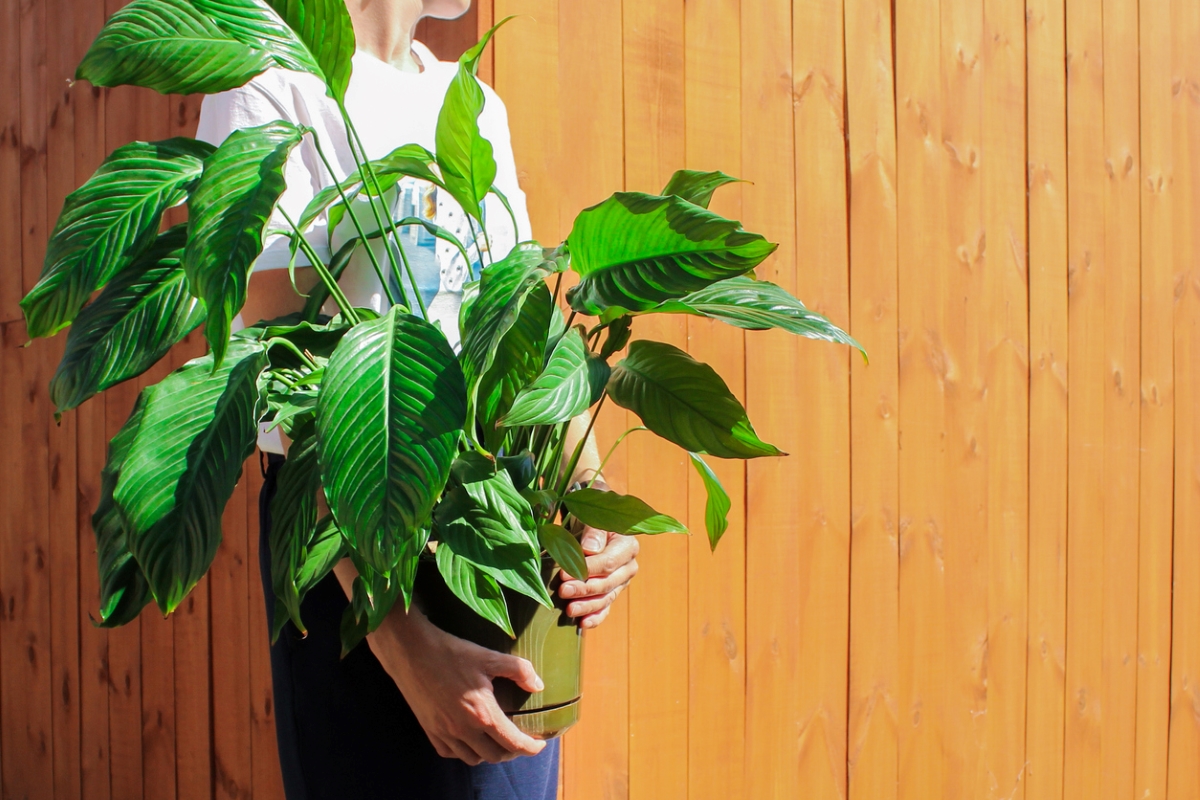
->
xmin=317 ymin=307 xmax=466 ymax=577
xmin=561 ymin=487 xmax=687 ymax=535
xmin=652 ymin=276 xmax=865 ymax=355
xmin=263 ymin=0 xmax=356 ymax=102
xmin=435 ymin=471 xmax=552 ymax=608
xmin=565 ymin=192 xmax=776 ymax=315
xmin=271 ymin=512 xmax=346 ymax=642
xmin=599 ymin=315 xmax=632 ymax=360
xmin=436 ymin=544 xmax=513 ymax=637
xmin=660 ymin=169 xmax=742 ymax=209
xmin=268 ymin=417 xmax=321 ymax=635
xmin=688 ymin=453 xmax=731 ymax=550
xmin=93 ymin=396 xmax=153 ymax=627
xmin=497 ymin=451 xmax=536 ymax=491
xmin=459 ymin=244 xmax=551 ymax=416
xmin=500 ymin=327 xmax=598 ymax=427
xmin=432 ymin=17 xmax=517 ymax=219
xmin=21 ymin=138 xmax=211 ymax=339
xmin=49 ymin=226 xmax=206 ymax=415
xmin=185 ymin=120 xmax=305 ymax=366
xmin=537 ymin=523 xmax=588 ymax=582
xmin=339 ymin=558 xmax=406 ymax=656
xmin=76 ymin=0 xmax=278 ymax=94
xmin=451 ymin=450 xmax=499 ymax=484
xmin=114 ymin=339 xmax=268 ymax=614
xmin=607 ymin=340 xmax=783 ymax=459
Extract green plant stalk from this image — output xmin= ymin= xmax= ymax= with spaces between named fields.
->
xmin=586 ymin=426 xmax=647 ymax=489
xmin=310 ymin=133 xmax=397 ymax=308
xmin=339 ymin=106 xmax=430 ymax=321
xmin=551 ymin=272 xmax=563 ymax=307
xmin=265 ymin=336 xmax=319 ymax=369
xmin=467 ymin=213 xmax=493 ymax=268
xmin=490 ymin=186 xmax=520 ymax=242
xmin=281 ymin=208 xmax=359 ymax=325
xmin=553 ymin=392 xmax=607 ymax=512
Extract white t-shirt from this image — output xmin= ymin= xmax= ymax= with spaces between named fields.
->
xmin=196 ymin=41 xmax=532 ymax=452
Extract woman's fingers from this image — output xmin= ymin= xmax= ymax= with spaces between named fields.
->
xmin=482 ymin=701 xmax=546 ymax=758
xmin=487 ymin=652 xmax=545 ymax=694
xmin=567 ymin=582 xmax=625 ymax=619
xmin=579 ymin=602 xmax=614 ymax=630
xmin=560 ymin=559 xmax=638 ymax=602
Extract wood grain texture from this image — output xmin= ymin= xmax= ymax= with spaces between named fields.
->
xmin=621 ymin=3 xmax=690 ymax=799
xmin=845 ymin=0 xmax=900 ymax=796
xmin=1025 ymin=1 xmax=1068 ymax=798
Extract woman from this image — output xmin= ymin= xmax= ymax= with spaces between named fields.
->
xmin=196 ymin=1 xmax=640 ymax=797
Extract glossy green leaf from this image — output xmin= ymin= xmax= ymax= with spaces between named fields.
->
xmin=93 ymin=396 xmax=153 ymax=627
xmin=76 ymin=0 xmax=278 ymax=94
xmin=688 ymin=453 xmax=731 ymax=551
xmin=435 ymin=472 xmax=552 ymax=608
xmin=500 ymin=327 xmax=597 ymax=427
xmin=271 ymin=512 xmax=346 ymax=641
xmin=185 ymin=120 xmax=304 ymax=366
xmin=660 ymin=169 xmax=742 ymax=209
xmin=432 ymin=17 xmax=516 ymax=218
xmin=497 ymin=451 xmax=536 ymax=491
xmin=565 ymin=192 xmax=776 ymax=315
xmin=561 ymin=487 xmax=687 ymax=535
xmin=476 ymin=283 xmax=552 ymax=443
xmin=459 ymin=244 xmax=551 ymax=417
xmin=607 ymin=340 xmax=783 ymax=459
xmin=264 ymin=0 xmax=355 ymax=102
xmin=599 ymin=315 xmax=631 ymax=360
xmin=268 ymin=418 xmax=321 ymax=635
xmin=114 ymin=339 xmax=268 ymax=614
xmin=653 ymin=276 xmax=865 ymax=355
xmin=339 ymin=558 xmax=406 ymax=656
xmin=436 ymin=545 xmax=513 ymax=637
xmin=49 ymin=226 xmax=205 ymax=415
xmin=537 ymin=523 xmax=588 ymax=582
xmin=21 ymin=138 xmax=211 ymax=339
xmin=317 ymin=307 xmax=466 ymax=575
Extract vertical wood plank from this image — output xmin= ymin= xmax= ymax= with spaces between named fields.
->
xmin=1167 ymin=0 xmax=1200 ymax=794
xmin=895 ymin=0 xmax=948 ymax=797
xmin=684 ymin=3 xmax=746 ymax=799
xmin=211 ymin=480 xmax=252 ymax=800
xmin=0 ymin=0 xmax=21 ymax=321
xmin=620 ymin=4 xmax=689 ymax=800
xmin=1063 ymin=0 xmax=1106 ymax=795
xmin=1099 ymin=1 xmax=1141 ymax=799
xmin=790 ymin=0 xmax=852 ymax=797
xmin=415 ymin=5 xmax=480 ymax=64
xmin=845 ymin=0 xmax=900 ymax=796
xmin=246 ymin=463 xmax=285 ymax=800
xmin=1024 ymin=0 xmax=1068 ymax=797
xmin=556 ymin=4 xmax=630 ymax=799
xmin=742 ymin=0 xmax=800 ymax=796
xmin=1135 ymin=0 xmax=1174 ymax=796
xmin=981 ymin=0 xmax=1030 ymax=798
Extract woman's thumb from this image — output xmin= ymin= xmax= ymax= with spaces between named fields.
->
xmin=489 ymin=654 xmax=544 ymax=693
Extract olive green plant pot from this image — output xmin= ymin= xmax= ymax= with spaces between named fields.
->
xmin=416 ymin=555 xmax=583 ymax=739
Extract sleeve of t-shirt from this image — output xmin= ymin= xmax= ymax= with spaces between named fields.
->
xmin=195 ymin=76 xmax=329 ymax=270
xmin=480 ymin=85 xmax=533 ymax=247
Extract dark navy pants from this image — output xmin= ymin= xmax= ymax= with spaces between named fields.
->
xmin=258 ymin=454 xmax=559 ymax=800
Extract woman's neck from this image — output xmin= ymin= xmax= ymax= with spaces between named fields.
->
xmin=346 ymin=0 xmax=426 ymax=72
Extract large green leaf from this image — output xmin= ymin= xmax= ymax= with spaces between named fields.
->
xmin=263 ymin=0 xmax=355 ymax=101
xmin=50 ymin=226 xmax=205 ymax=415
xmin=436 ymin=545 xmax=513 ymax=637
xmin=561 ymin=487 xmax=687 ymax=535
xmin=537 ymin=523 xmax=588 ymax=582
xmin=268 ymin=417 xmax=321 ymax=635
xmin=500 ymin=327 xmax=601 ymax=427
xmin=565 ymin=193 xmax=776 ymax=315
xmin=607 ymin=340 xmax=783 ymax=459
xmin=76 ymin=0 xmax=276 ymax=94
xmin=433 ymin=18 xmax=513 ymax=218
xmin=476 ymin=283 xmax=552 ymax=440
xmin=688 ymin=453 xmax=731 ymax=550
xmin=652 ymin=276 xmax=864 ymax=354
xmin=435 ymin=471 xmax=552 ymax=608
xmin=114 ymin=339 xmax=268 ymax=614
xmin=339 ymin=556 xmax=406 ymax=656
xmin=459 ymin=244 xmax=551 ymax=420
xmin=271 ymin=512 xmax=346 ymax=641
xmin=317 ymin=307 xmax=466 ymax=575
xmin=94 ymin=396 xmax=153 ymax=628
xmin=660 ymin=169 xmax=741 ymax=209
xmin=21 ymin=138 xmax=211 ymax=339
xmin=185 ymin=121 xmax=304 ymax=366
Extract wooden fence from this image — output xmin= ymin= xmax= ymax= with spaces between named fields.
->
xmin=1 ymin=0 xmax=1198 ymax=798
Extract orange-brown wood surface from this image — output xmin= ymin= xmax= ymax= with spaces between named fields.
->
xmin=3 ymin=1 xmax=1200 ymax=797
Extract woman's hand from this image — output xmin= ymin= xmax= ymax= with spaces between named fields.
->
xmin=365 ymin=601 xmax=548 ymax=765
xmin=558 ymin=526 xmax=640 ymax=629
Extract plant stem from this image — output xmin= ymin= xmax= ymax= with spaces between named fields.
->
xmin=281 ymin=208 xmax=359 ymax=324
xmin=310 ymin=134 xmax=397 ymax=308
xmin=564 ymin=310 xmax=577 ymax=332
xmin=555 ymin=392 xmax=606 ymax=500
xmin=265 ymin=337 xmax=319 ymax=370
xmin=551 ymin=272 xmax=563 ymax=307
xmin=340 ymin=108 xmax=430 ymax=321
xmin=586 ymin=426 xmax=647 ymax=489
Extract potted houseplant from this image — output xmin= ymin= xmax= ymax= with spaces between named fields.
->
xmin=22 ymin=0 xmax=862 ymax=737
